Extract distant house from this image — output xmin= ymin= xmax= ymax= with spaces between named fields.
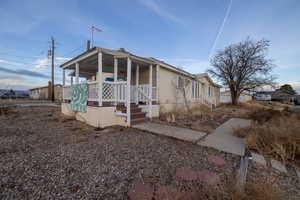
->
xmin=29 ymin=84 xmax=62 ymax=101
xmin=254 ymin=91 xmax=272 ymax=101
xmin=271 ymin=89 xmax=297 ymax=103
xmin=0 ymin=90 xmax=16 ymax=99
xmin=60 ymin=46 xmax=222 ymax=127
xmin=220 ymin=91 xmax=252 ymax=103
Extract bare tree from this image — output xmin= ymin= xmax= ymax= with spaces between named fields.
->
xmin=171 ymin=77 xmax=191 ymax=111
xmin=207 ymin=37 xmax=275 ymax=104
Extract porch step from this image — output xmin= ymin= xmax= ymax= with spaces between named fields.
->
xmin=131 ymin=118 xmax=148 ymax=125
xmin=116 ymin=104 xmax=142 ymax=113
xmin=131 ymin=112 xmax=146 ymax=119
xmin=116 ymin=103 xmax=148 ymax=125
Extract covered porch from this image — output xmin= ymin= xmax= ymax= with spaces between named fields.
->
xmin=60 ymin=47 xmax=160 ymax=126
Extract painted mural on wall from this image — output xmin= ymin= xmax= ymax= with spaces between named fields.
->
xmin=70 ymin=84 xmax=88 ymax=112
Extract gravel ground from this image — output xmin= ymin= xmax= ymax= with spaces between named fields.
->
xmin=0 ymin=106 xmax=239 ymax=199
xmin=247 ymin=161 xmax=300 ymax=199
xmin=0 ymin=106 xmax=299 ymax=199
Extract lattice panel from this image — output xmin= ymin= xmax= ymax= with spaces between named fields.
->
xmin=103 ymin=82 xmax=115 ymax=101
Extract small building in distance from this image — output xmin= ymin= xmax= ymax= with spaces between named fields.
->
xmin=29 ymin=83 xmax=62 ymax=101
xmin=254 ymin=91 xmax=272 ymax=101
xmin=220 ymin=90 xmax=252 ymax=103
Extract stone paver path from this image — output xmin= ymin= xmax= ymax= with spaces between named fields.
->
xmin=128 ymin=183 xmax=153 ymax=200
xmin=133 ymin=122 xmax=206 ymax=143
xmin=207 ymin=155 xmax=227 ymax=166
xmin=176 ymin=168 xmax=198 ymax=181
xmin=197 ymin=118 xmax=252 ymax=156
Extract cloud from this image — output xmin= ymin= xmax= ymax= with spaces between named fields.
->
xmin=138 ymin=0 xmax=184 ymax=25
xmin=209 ymin=0 xmax=233 ymax=59
xmin=0 ymin=66 xmax=49 ymax=78
xmin=0 ymin=59 xmax=25 ymax=66
xmin=162 ymin=58 xmax=210 ymax=74
xmin=0 ymin=79 xmax=41 ymax=90
xmin=34 ymin=57 xmax=70 ymax=70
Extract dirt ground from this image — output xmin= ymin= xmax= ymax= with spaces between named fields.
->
xmin=0 ymin=105 xmax=299 ymax=199
xmin=0 ymin=106 xmax=240 ymax=199
xmin=155 ymin=103 xmax=260 ymax=133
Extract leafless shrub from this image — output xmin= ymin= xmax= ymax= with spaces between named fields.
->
xmin=0 ymin=106 xmax=17 ymax=116
xmin=172 ymin=177 xmax=283 ymax=200
xmin=235 ymin=114 xmax=300 ymax=168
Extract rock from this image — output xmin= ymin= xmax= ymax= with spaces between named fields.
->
xmin=250 ymin=152 xmax=266 ymax=166
xmin=270 ymin=159 xmax=287 ymax=173
xmin=197 ymin=170 xmax=220 ymax=185
xmin=128 ymin=183 xmax=153 ymax=200
xmin=155 ymin=185 xmax=181 ymax=199
xmin=207 ymin=155 xmax=227 ymax=166
xmin=176 ymin=167 xmax=198 ymax=181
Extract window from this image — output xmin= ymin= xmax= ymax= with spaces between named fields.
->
xmin=177 ymin=76 xmax=184 ymax=88
xmin=208 ymin=86 xmax=214 ymax=97
xmin=192 ymin=80 xmax=200 ymax=99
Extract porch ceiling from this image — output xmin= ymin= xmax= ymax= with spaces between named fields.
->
xmin=63 ymin=47 xmax=154 ymax=78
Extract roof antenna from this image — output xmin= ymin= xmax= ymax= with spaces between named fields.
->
xmin=91 ymin=25 xmax=103 ymax=48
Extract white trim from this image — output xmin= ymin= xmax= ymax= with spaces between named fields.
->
xmin=136 ymin=64 xmax=139 ymax=104
xmin=75 ymin=63 xmax=79 ymax=84
xmin=126 ymin=57 xmax=131 ymax=126
xmin=62 ymin=69 xmax=65 ymax=86
xmin=156 ymin=64 xmax=159 ymax=102
xmin=149 ymin=64 xmax=153 ymax=119
xmin=98 ymin=52 xmax=103 ymax=106
xmin=61 ymin=49 xmax=98 ymax=69
xmin=114 ymin=57 xmax=118 ymax=105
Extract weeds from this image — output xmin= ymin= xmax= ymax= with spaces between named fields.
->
xmin=234 ymin=108 xmax=300 ymax=168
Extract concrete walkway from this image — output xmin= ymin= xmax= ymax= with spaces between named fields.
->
xmin=133 ymin=122 xmax=207 ymax=143
xmin=15 ymin=103 xmax=59 ymax=107
xmin=197 ymin=118 xmax=252 ymax=156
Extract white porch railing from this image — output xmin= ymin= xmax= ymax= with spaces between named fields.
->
xmin=63 ymin=85 xmax=72 ymax=100
xmin=102 ymin=81 xmax=127 ymax=103
xmin=63 ymin=82 xmax=156 ymax=104
xmin=87 ymin=81 xmax=99 ymax=101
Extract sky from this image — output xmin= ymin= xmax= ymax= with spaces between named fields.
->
xmin=0 ymin=0 xmax=300 ymax=92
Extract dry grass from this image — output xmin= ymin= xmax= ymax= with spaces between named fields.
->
xmin=158 ymin=104 xmax=227 ymax=133
xmin=0 ymin=105 xmax=17 ymax=116
xmin=169 ymin=178 xmax=283 ymax=200
xmin=234 ymin=108 xmax=300 ymax=168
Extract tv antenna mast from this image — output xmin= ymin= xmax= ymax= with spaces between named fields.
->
xmin=91 ymin=25 xmax=103 ymax=48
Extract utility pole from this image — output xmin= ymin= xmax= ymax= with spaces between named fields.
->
xmin=50 ymin=37 xmax=55 ymax=102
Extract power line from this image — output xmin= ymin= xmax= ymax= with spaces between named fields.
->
xmin=58 ymin=44 xmax=85 ymax=57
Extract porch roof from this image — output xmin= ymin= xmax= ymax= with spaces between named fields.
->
xmin=59 ymin=46 xmax=196 ymax=79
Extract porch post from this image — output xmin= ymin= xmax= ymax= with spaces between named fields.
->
xmin=62 ymin=69 xmax=65 ymax=101
xmin=75 ymin=63 xmax=79 ymax=84
xmin=71 ymin=76 xmax=73 ymax=85
xmin=149 ymin=64 xmax=153 ymax=119
xmin=156 ymin=64 xmax=159 ymax=102
xmin=98 ymin=52 xmax=103 ymax=106
xmin=114 ymin=57 xmax=118 ymax=105
xmin=62 ymin=69 xmax=65 ymax=86
xmin=135 ymin=64 xmax=139 ymax=104
xmin=126 ymin=57 xmax=132 ymax=126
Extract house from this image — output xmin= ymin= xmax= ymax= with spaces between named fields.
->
xmin=220 ymin=91 xmax=252 ymax=103
xmin=271 ymin=89 xmax=297 ymax=103
xmin=254 ymin=91 xmax=272 ymax=101
xmin=29 ymin=83 xmax=62 ymax=100
xmin=60 ymin=46 xmax=221 ymax=127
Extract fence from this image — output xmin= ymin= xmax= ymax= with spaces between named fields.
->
xmin=63 ymin=82 xmax=156 ymax=104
